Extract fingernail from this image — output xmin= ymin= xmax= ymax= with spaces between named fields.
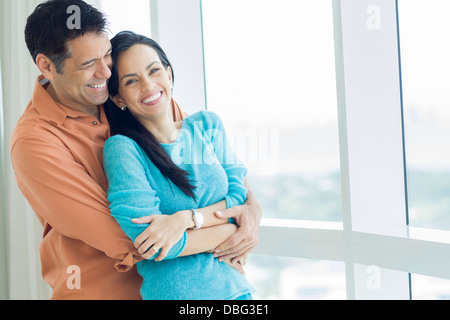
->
xmin=215 ymin=210 xmax=223 ymax=217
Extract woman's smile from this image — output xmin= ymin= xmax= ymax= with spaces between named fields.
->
xmin=141 ymin=91 xmax=163 ymax=105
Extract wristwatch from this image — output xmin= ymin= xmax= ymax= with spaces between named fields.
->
xmin=190 ymin=209 xmax=204 ymax=230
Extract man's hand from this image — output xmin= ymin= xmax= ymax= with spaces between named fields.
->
xmin=213 ymin=190 xmax=262 ymax=263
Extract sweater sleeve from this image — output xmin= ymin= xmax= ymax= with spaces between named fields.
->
xmin=202 ymin=111 xmax=248 ymax=208
xmin=103 ymin=135 xmax=187 ymax=260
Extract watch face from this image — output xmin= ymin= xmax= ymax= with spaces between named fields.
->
xmin=194 ymin=211 xmax=204 ymax=227
xmin=197 ymin=212 xmax=204 ymax=224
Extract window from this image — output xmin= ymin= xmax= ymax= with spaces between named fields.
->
xmin=411 ymin=273 xmax=450 ymax=299
xmin=99 ymin=0 xmax=152 ymax=37
xmin=101 ymin=0 xmax=450 ymax=300
xmin=397 ymin=0 xmax=450 ymax=231
xmin=246 ymin=256 xmax=346 ymax=299
xmin=201 ymin=0 xmax=342 ymax=222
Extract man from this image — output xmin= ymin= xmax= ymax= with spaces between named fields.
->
xmin=10 ymin=0 xmax=261 ymax=299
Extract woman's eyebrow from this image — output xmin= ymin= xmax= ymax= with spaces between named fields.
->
xmin=120 ymin=61 xmax=160 ymax=82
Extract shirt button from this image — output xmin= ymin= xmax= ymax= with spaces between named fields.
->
xmin=93 ymin=121 xmax=98 ymax=125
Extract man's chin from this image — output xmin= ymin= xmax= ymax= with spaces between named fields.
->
xmin=90 ymin=92 xmax=109 ymax=106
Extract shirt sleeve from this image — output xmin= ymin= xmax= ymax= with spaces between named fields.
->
xmin=10 ymin=135 xmax=141 ymax=271
xmin=103 ymin=135 xmax=187 ymax=260
xmin=202 ymin=111 xmax=248 ymax=209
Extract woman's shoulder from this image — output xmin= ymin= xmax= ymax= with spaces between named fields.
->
xmin=104 ymin=134 xmax=143 ymax=159
xmin=184 ymin=110 xmax=223 ymax=128
xmin=105 ymin=134 xmax=137 ymax=148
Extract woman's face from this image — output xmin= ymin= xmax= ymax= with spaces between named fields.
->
xmin=113 ymin=44 xmax=173 ymax=122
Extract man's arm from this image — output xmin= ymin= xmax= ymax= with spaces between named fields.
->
xmin=11 ymin=135 xmax=140 ymax=271
xmin=213 ymin=177 xmax=262 ymax=263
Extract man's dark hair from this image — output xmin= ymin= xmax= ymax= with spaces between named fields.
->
xmin=25 ymin=0 xmax=108 ymax=74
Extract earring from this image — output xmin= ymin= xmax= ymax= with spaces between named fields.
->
xmin=121 ymin=106 xmax=127 ymax=111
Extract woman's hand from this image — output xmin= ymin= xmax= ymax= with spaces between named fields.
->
xmin=132 ymin=212 xmax=192 ymax=261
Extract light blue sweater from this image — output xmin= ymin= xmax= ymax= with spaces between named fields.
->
xmin=103 ymin=110 xmax=255 ymax=300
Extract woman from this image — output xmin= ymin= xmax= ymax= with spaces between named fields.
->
xmin=103 ymin=31 xmax=255 ymax=300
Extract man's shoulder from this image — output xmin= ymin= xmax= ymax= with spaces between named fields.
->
xmin=10 ymin=104 xmax=58 ymax=149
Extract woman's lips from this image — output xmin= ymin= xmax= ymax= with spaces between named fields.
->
xmin=141 ymin=91 xmax=163 ymax=105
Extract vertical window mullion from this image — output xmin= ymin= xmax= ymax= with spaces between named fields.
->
xmin=150 ymin=0 xmax=206 ymax=114
xmin=335 ymin=0 xmax=410 ymax=299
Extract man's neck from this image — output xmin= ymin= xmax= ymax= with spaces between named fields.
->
xmin=45 ymin=82 xmax=100 ymax=119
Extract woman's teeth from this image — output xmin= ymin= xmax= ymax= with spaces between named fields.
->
xmin=142 ymin=92 xmax=162 ymax=103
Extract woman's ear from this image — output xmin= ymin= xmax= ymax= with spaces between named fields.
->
xmin=167 ymin=66 xmax=173 ymax=88
xmin=110 ymin=95 xmax=125 ymax=109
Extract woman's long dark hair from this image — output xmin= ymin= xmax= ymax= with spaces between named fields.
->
xmin=104 ymin=31 xmax=196 ymax=200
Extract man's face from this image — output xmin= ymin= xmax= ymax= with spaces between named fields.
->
xmin=50 ymin=32 xmax=112 ymax=112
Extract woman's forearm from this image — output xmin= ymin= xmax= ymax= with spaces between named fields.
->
xmin=178 ymin=223 xmax=237 ymax=257
xmin=176 ymin=200 xmax=228 ymax=229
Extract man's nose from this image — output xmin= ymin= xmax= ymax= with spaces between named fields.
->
xmin=95 ymin=58 xmax=112 ymax=79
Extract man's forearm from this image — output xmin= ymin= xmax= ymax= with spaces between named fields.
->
xmin=212 ymin=177 xmax=261 ymax=262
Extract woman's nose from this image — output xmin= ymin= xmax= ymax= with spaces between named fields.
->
xmin=140 ymin=76 xmax=155 ymax=91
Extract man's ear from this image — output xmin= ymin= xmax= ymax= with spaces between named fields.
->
xmin=35 ymin=54 xmax=56 ymax=80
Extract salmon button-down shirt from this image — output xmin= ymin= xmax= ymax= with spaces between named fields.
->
xmin=10 ymin=75 xmax=187 ymax=300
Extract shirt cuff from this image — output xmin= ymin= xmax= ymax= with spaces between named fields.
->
xmin=114 ymin=252 xmax=142 ymax=272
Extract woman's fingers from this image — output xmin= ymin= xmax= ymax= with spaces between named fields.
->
xmin=141 ymin=244 xmax=160 ymax=260
xmin=132 ymin=215 xmax=155 ymax=224
xmin=154 ymin=246 xmax=170 ymax=262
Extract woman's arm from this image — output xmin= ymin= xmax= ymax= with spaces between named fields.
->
xmin=182 ymin=224 xmax=246 ymax=275
xmin=132 ymin=199 xmax=230 ymax=260
xmin=104 ymin=136 xmax=188 ymax=262
xmin=179 ymin=223 xmax=237 ymax=257
xmin=133 ymin=199 xmax=229 ymax=234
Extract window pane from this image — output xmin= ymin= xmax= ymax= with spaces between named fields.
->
xmin=411 ymin=274 xmax=450 ymax=300
xmin=398 ymin=0 xmax=450 ymax=230
xmin=99 ymin=0 xmax=151 ymax=37
xmin=201 ymin=0 xmax=342 ymax=221
xmin=247 ymin=255 xmax=346 ymax=299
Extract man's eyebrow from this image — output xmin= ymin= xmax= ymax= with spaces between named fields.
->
xmin=120 ymin=61 xmax=160 ymax=82
xmin=80 ymin=47 xmax=113 ymax=67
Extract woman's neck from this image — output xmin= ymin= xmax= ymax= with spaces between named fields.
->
xmin=141 ymin=111 xmax=182 ymax=144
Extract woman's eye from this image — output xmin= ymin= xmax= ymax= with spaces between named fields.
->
xmin=125 ymin=79 xmax=137 ymax=86
xmin=150 ymin=68 xmax=160 ymax=75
